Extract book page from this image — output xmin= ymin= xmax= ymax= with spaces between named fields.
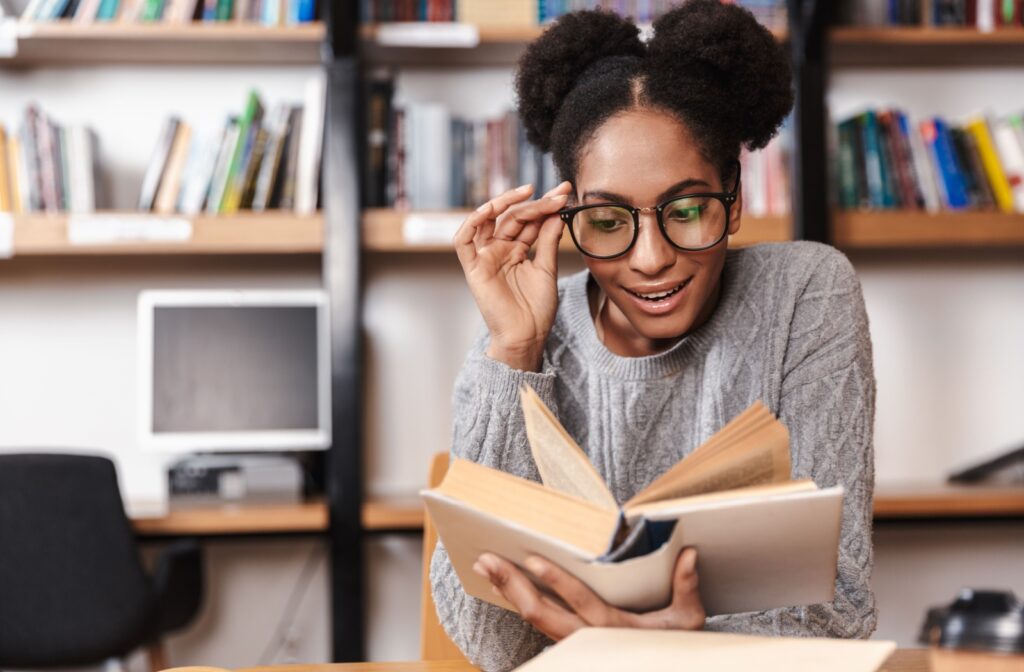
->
xmin=520 ymin=384 xmax=618 ymax=511
xmin=433 ymin=457 xmax=619 ymax=557
xmin=625 ymin=479 xmax=817 ymax=519
xmin=514 ymin=628 xmax=896 ymax=672
xmin=625 ymin=402 xmax=791 ymax=508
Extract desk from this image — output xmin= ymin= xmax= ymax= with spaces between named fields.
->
xmin=235 ymin=649 xmax=930 ymax=672
xmin=130 ymin=484 xmax=1024 ymax=536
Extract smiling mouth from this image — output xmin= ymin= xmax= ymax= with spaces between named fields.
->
xmin=625 ymin=279 xmax=691 ymax=302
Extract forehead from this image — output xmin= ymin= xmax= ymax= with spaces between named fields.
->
xmin=576 ymin=109 xmax=714 ymax=201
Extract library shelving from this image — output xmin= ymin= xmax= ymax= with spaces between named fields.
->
xmin=833 ymin=211 xmax=1024 ymax=250
xmin=2 ymin=21 xmax=326 ymax=66
xmin=9 ymin=212 xmax=324 ymax=255
xmin=830 ymin=26 xmax=1024 ymax=67
xmin=361 ymin=208 xmax=792 ymax=253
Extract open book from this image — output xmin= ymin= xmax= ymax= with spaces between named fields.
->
xmin=423 ymin=385 xmax=844 ymax=616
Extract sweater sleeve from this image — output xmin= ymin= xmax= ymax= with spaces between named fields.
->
xmin=705 ymin=246 xmax=878 ymax=639
xmin=429 ymin=335 xmax=559 ymax=671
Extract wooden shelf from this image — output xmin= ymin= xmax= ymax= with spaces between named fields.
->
xmin=833 ymin=211 xmax=1024 ymax=250
xmin=363 ymin=497 xmax=425 ymax=531
xmin=4 ymin=21 xmax=325 ymax=65
xmin=133 ymin=499 xmax=329 ymax=536
xmin=874 ymin=483 xmax=1024 ymax=519
xmin=9 ymin=212 xmax=323 ymax=256
xmin=360 ymin=23 xmax=786 ymax=66
xmin=831 ymin=27 xmax=1024 ymax=67
xmin=362 ymin=209 xmax=791 ymax=253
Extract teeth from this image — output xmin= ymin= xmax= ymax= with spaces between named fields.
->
xmin=630 ymin=281 xmax=686 ymax=301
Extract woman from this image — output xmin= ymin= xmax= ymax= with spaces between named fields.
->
xmin=431 ymin=2 xmax=877 ymax=670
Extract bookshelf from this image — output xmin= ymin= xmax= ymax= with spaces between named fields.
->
xmin=361 ymin=209 xmax=793 ymax=253
xmin=830 ymin=26 xmax=1024 ymax=67
xmin=9 ymin=212 xmax=324 ymax=255
xmin=833 ymin=211 xmax=1024 ymax=250
xmin=5 ymin=22 xmax=326 ymax=65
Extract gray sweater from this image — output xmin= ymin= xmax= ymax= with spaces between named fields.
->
xmin=430 ymin=241 xmax=878 ymax=671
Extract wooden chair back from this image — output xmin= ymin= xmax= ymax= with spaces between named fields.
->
xmin=420 ymin=452 xmax=468 ymax=661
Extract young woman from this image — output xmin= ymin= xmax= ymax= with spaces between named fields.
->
xmin=431 ymin=2 xmax=877 ymax=670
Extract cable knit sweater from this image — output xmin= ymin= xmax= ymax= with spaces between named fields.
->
xmin=430 ymin=241 xmax=878 ymax=671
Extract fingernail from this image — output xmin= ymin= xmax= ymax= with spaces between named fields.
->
xmin=472 ymin=561 xmax=487 ymax=578
xmin=524 ymin=557 xmax=544 ymax=574
xmin=516 ymin=183 xmax=532 ymax=192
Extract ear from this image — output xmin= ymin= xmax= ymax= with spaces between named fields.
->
xmin=727 ymin=181 xmax=742 ymax=237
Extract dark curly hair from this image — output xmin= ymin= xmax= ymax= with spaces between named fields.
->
xmin=514 ymin=0 xmax=793 ymax=186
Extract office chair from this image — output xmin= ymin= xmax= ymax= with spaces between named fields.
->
xmin=0 ymin=453 xmax=204 ymax=671
xmin=420 ymin=451 xmax=467 ymax=661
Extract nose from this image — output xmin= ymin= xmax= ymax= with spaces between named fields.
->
xmin=627 ymin=211 xmax=676 ymax=276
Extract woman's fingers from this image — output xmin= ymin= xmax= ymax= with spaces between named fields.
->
xmin=453 ymin=201 xmax=494 ymax=267
xmin=495 ymin=193 xmax=569 ymax=242
xmin=670 ymin=548 xmax=704 ymax=623
xmin=524 ymin=556 xmax=614 ymax=627
xmin=533 ymin=213 xmax=565 ymax=276
xmin=475 ymin=553 xmax=585 ymax=641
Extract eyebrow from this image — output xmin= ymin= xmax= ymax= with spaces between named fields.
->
xmin=581 ymin=178 xmax=713 ymax=205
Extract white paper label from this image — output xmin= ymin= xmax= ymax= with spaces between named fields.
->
xmin=402 ymin=213 xmax=465 ymax=245
xmin=0 ymin=19 xmax=17 ymax=59
xmin=375 ymin=22 xmax=480 ymax=48
xmin=0 ymin=212 xmax=13 ymax=259
xmin=68 ymin=215 xmax=193 ymax=245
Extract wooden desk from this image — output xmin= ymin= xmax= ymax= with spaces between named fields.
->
xmin=235 ymin=649 xmax=930 ymax=672
xmin=129 ymin=483 xmax=1024 ymax=536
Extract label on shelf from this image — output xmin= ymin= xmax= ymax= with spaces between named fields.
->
xmin=402 ymin=213 xmax=464 ymax=245
xmin=375 ymin=22 xmax=480 ymax=49
xmin=68 ymin=214 xmax=193 ymax=245
xmin=0 ymin=213 xmax=13 ymax=259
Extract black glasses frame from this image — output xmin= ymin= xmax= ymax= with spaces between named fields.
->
xmin=558 ymin=162 xmax=742 ymax=260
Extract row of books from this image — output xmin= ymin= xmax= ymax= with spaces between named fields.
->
xmin=835 ymin=109 xmax=1024 ymax=213
xmin=139 ymin=80 xmax=324 ymax=216
xmin=740 ymin=122 xmax=791 ymax=218
xmin=360 ymin=0 xmax=787 ymax=29
xmin=20 ymin=0 xmax=315 ymax=24
xmin=0 ymin=107 xmax=101 ymax=214
xmin=842 ymin=0 xmax=1024 ymax=28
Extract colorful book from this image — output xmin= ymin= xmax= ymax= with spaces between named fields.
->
xmin=992 ymin=116 xmax=1024 ymax=212
xmin=925 ymin=118 xmax=970 ymax=210
xmin=218 ymin=90 xmax=263 ymax=214
xmin=857 ymin=111 xmax=889 ymax=209
xmin=138 ymin=117 xmax=181 ymax=211
xmin=966 ymin=117 xmax=1014 ymax=213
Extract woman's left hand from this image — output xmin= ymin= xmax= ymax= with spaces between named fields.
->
xmin=472 ymin=548 xmax=706 ymax=641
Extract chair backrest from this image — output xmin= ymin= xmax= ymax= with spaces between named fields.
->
xmin=0 ymin=453 xmax=159 ymax=667
xmin=420 ymin=452 xmax=467 ymax=661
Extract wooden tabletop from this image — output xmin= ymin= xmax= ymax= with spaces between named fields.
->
xmin=234 ymin=649 xmax=929 ymax=672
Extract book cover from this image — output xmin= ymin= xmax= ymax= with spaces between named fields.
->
xmin=252 ymin=103 xmax=290 ymax=212
xmin=294 ymin=74 xmax=325 ymax=215
xmin=205 ymin=118 xmax=239 ymax=215
xmin=877 ymin=110 xmax=911 ymax=209
xmin=966 ymin=116 xmax=1014 ymax=213
xmin=153 ymin=121 xmax=192 ymax=214
xmin=424 ymin=386 xmax=843 ymax=618
xmin=138 ymin=116 xmax=180 ymax=211
xmin=925 ymin=118 xmax=970 ymax=210
xmin=904 ymin=113 xmax=942 ymax=212
xmin=992 ymin=116 xmax=1024 ymax=212
xmin=950 ymin=126 xmax=994 ymax=209
xmin=238 ymin=126 xmax=268 ymax=210
xmin=893 ymin=110 xmax=926 ymax=209
xmin=857 ymin=111 xmax=888 ymax=209
xmin=218 ymin=90 xmax=263 ymax=213
xmin=277 ymin=105 xmax=303 ymax=210
xmin=94 ymin=0 xmax=119 ymax=20
xmin=514 ymin=629 xmax=896 ymax=672
xmin=364 ymin=73 xmax=393 ymax=209
xmin=215 ymin=0 xmax=230 ymax=20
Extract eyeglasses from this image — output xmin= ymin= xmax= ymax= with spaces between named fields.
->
xmin=558 ymin=163 xmax=741 ymax=260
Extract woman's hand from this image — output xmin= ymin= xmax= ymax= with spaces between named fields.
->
xmin=472 ymin=548 xmax=706 ymax=641
xmin=454 ymin=181 xmax=574 ymax=372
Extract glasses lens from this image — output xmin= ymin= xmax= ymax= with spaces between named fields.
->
xmin=661 ymin=196 xmax=727 ymax=250
xmin=570 ymin=206 xmax=635 ymax=257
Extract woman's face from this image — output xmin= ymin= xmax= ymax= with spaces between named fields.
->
xmin=573 ymin=109 xmax=741 ymax=357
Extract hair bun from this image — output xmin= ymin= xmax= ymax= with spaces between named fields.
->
xmin=647 ymin=0 xmax=793 ymax=150
xmin=515 ymin=10 xmax=645 ymax=152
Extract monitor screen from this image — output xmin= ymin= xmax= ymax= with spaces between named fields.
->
xmin=138 ymin=290 xmax=331 ymax=452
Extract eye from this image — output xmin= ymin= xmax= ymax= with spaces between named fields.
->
xmin=666 ymin=204 xmax=704 ymax=223
xmin=582 ymin=207 xmax=631 ymax=233
xmin=589 ymin=218 xmax=627 ymax=232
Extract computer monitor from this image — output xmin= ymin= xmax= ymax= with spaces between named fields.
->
xmin=138 ymin=289 xmax=331 ymax=453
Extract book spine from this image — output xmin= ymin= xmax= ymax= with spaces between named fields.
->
xmin=138 ymin=117 xmax=179 ymax=211
xmin=857 ymin=111 xmax=886 ymax=209
xmin=950 ymin=126 xmax=992 ymax=208
xmin=0 ymin=126 xmax=9 ymax=212
xmin=992 ymin=117 xmax=1024 ymax=212
xmin=894 ymin=110 xmax=926 ymax=209
xmin=154 ymin=121 xmax=192 ymax=214
xmin=215 ymin=0 xmax=230 ymax=19
xmin=278 ymin=106 xmax=303 ymax=210
xmin=877 ymin=111 xmax=908 ymax=208
xmin=219 ymin=90 xmax=262 ymax=213
xmin=930 ymin=118 xmax=970 ymax=209
xmin=836 ymin=120 xmax=858 ymax=209
xmin=294 ymin=74 xmax=325 ymax=215
xmin=8 ymin=135 xmax=25 ymax=214
xmin=966 ymin=117 xmax=1014 ymax=213
xmin=205 ymin=120 xmax=238 ymax=215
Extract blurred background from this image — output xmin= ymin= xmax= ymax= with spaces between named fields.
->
xmin=1 ymin=0 xmax=1022 ymax=669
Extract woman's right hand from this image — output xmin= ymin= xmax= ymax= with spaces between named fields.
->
xmin=454 ymin=180 xmax=573 ymax=372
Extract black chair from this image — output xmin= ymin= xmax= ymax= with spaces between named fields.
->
xmin=0 ymin=453 xmax=204 ymax=670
